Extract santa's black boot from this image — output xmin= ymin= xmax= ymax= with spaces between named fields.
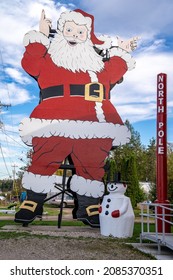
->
xmin=14 ymin=190 xmax=46 ymax=226
xmin=76 ymin=194 xmax=100 ymax=228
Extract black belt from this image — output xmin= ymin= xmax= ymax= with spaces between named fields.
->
xmin=41 ymin=84 xmax=109 ymax=101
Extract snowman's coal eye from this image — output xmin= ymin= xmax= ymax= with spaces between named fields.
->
xmin=108 ymin=183 xmax=117 ymax=192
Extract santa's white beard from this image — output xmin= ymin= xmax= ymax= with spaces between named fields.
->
xmin=48 ymin=31 xmax=104 ymax=73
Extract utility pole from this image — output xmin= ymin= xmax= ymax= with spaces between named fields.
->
xmin=12 ymin=164 xmax=18 ymax=199
xmin=0 ymin=101 xmax=11 ymax=128
xmin=12 ymin=164 xmax=18 ymax=185
xmin=0 ymin=101 xmax=11 ymax=111
xmin=0 ymin=101 xmax=11 ymax=108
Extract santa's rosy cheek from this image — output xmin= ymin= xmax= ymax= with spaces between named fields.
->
xmin=64 ymin=31 xmax=70 ymax=37
xmin=79 ymin=34 xmax=85 ymax=39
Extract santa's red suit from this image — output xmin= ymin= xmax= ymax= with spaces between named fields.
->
xmin=19 ymin=12 xmax=135 ymax=199
xmin=14 ymin=9 xmax=138 ymax=226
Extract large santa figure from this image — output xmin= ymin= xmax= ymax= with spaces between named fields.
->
xmin=15 ymin=9 xmax=139 ymax=226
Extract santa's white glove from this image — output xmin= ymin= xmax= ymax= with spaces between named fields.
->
xmin=39 ymin=9 xmax=52 ymax=37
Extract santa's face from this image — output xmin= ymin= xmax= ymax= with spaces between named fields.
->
xmin=63 ymin=21 xmax=88 ymax=46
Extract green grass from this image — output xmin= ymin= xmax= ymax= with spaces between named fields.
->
xmin=0 ymin=219 xmax=84 ymax=228
xmin=0 ymin=205 xmax=172 ymax=243
xmin=0 ymin=205 xmax=149 ymax=217
xmin=0 ymin=204 xmax=70 ymax=216
xmin=0 ymin=230 xmax=32 ymax=239
xmin=0 ymin=219 xmax=155 ymax=243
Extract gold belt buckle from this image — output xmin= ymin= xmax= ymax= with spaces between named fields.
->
xmin=20 ymin=200 xmax=37 ymax=212
xmin=86 ymin=205 xmax=99 ymax=216
xmin=85 ymin=82 xmax=104 ymax=102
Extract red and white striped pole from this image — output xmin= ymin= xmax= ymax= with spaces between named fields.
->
xmin=156 ymin=73 xmax=170 ymax=232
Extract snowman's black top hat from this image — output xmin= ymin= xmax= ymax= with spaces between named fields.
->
xmin=107 ymin=172 xmax=129 ymax=184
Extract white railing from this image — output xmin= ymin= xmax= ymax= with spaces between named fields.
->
xmin=140 ymin=202 xmax=173 ymax=252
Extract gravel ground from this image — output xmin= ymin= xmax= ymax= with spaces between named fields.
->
xmin=0 ymin=225 xmax=155 ymax=260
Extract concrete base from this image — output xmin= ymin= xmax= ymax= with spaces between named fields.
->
xmin=131 ymin=243 xmax=173 ymax=260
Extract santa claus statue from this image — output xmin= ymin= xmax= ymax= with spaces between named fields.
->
xmin=15 ymin=9 xmax=139 ymax=226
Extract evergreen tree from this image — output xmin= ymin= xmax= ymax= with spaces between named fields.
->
xmin=145 ymin=138 xmax=156 ymax=183
xmin=123 ymin=155 xmax=144 ymax=208
xmin=113 ymin=120 xmax=146 ymax=181
xmin=0 ymin=179 xmax=13 ymax=192
xmin=103 ymin=157 xmax=118 ymax=184
xmin=111 ymin=120 xmax=146 ymax=206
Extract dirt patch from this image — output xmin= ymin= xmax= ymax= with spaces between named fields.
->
xmin=0 ymin=226 xmax=155 ymax=260
xmin=0 ymin=236 xmax=154 ymax=260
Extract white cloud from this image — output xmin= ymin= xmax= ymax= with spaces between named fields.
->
xmin=5 ymin=68 xmax=31 ymax=84
xmin=4 ymin=114 xmax=28 ymax=126
xmin=0 ymin=0 xmax=68 ymax=71
xmin=0 ymin=139 xmax=28 ymax=178
xmin=0 ymin=82 xmax=33 ymax=105
xmin=81 ymin=0 xmax=173 ymax=36
xmin=116 ymin=103 xmax=156 ymax=123
xmin=110 ymin=48 xmax=173 ymax=123
xmin=0 ymin=126 xmax=29 ymax=179
xmin=0 ymin=127 xmax=25 ymax=148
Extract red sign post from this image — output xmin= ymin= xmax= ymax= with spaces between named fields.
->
xmin=156 ymin=73 xmax=170 ymax=232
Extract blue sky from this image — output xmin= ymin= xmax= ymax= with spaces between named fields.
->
xmin=0 ymin=0 xmax=173 ymax=179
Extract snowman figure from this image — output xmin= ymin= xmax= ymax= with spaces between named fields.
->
xmin=99 ymin=181 xmax=135 ymax=237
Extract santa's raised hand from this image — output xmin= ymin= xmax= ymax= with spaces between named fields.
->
xmin=117 ymin=36 xmax=140 ymax=52
xmin=39 ymin=9 xmax=52 ymax=37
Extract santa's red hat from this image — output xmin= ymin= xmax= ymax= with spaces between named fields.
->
xmin=58 ymin=9 xmax=112 ymax=49
xmin=74 ymin=9 xmax=104 ymax=45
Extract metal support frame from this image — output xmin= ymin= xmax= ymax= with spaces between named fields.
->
xmin=44 ymin=156 xmax=76 ymax=228
xmin=140 ymin=202 xmax=173 ymax=252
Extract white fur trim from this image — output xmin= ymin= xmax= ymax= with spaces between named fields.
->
xmin=87 ymin=71 xmax=106 ymax=122
xmin=70 ymin=174 xmax=104 ymax=197
xmin=110 ymin=47 xmax=136 ymax=70
xmin=111 ymin=36 xmax=118 ymax=47
xmin=95 ymin=35 xmax=112 ymax=50
xmin=94 ymin=35 xmax=136 ymax=70
xmin=23 ymin=30 xmax=50 ymax=48
xmin=95 ymin=102 xmax=106 ymax=122
xmin=19 ymin=117 xmax=131 ymax=146
xmin=22 ymin=172 xmax=65 ymax=194
xmin=88 ymin=71 xmax=98 ymax=82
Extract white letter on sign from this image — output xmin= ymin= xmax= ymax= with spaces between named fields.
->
xmin=159 ymin=122 xmax=164 ymax=128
